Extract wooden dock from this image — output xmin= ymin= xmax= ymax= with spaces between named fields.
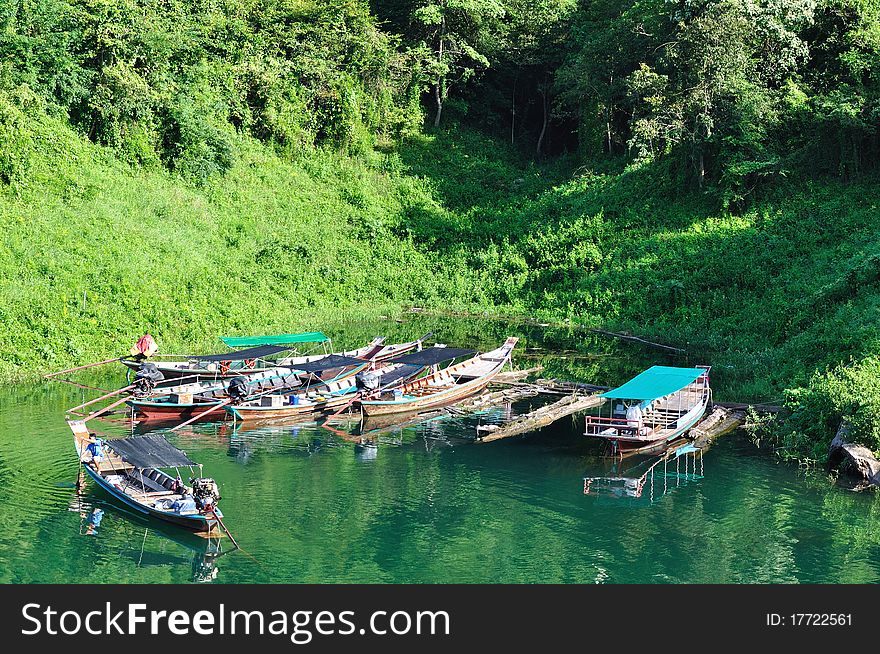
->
xmin=476 ymin=393 xmax=605 ymax=443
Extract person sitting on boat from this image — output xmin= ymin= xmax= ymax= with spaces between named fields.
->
xmin=625 ymin=403 xmax=644 ymax=436
xmin=170 ymin=494 xmax=197 ymax=514
xmin=82 ymin=434 xmax=105 ymax=463
xmin=171 ymin=474 xmax=185 ymax=494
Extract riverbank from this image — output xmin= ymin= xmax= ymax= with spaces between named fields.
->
xmin=3 ymin=100 xmax=880 ymax=458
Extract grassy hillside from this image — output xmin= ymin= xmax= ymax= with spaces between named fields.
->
xmin=0 ymin=92 xmax=446 ymax=380
xmin=3 ymin=90 xmax=880 ymax=457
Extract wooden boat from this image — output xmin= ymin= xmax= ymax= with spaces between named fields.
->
xmin=128 ymin=336 xmax=430 ymax=423
xmin=226 ymin=362 xmax=427 ymax=422
xmin=359 ymin=337 xmax=519 ymax=417
xmin=126 ymin=367 xmax=304 ymax=422
xmin=584 ymin=365 xmax=711 ymax=455
xmin=120 ymin=331 xmax=335 ymax=381
xmin=69 ymin=420 xmax=224 ymax=534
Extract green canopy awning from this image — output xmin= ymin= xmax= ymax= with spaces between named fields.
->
xmin=602 ymin=366 xmax=704 ymax=401
xmin=221 ymin=332 xmax=329 ymax=348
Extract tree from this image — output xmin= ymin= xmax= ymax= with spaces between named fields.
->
xmin=402 ymin=0 xmax=506 ymax=127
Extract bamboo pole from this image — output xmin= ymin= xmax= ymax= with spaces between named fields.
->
xmin=82 ymin=392 xmax=137 ymax=421
xmin=169 ymin=398 xmax=235 ymax=432
xmin=67 ymin=383 xmax=136 ymax=414
xmin=55 ymin=379 xmax=114 ymax=394
xmin=211 ymin=511 xmax=239 ymax=549
xmin=45 ymin=357 xmax=121 ymax=378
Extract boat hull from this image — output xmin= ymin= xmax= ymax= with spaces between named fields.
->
xmin=227 ymin=394 xmax=351 ymax=421
xmin=359 ymin=338 xmax=517 ymax=417
xmin=127 ymin=399 xmax=227 ymax=422
xmin=82 ymin=465 xmax=222 ymax=534
xmin=360 ymin=373 xmax=495 ymax=417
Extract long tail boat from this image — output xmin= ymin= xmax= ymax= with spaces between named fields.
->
xmin=359 ymin=337 xmax=519 ymax=417
xmin=69 ymin=420 xmax=224 ymax=534
xmin=128 ymin=335 xmax=431 ymax=423
xmin=584 ymin=365 xmax=711 ymax=455
xmin=120 ymin=331 xmax=334 ymax=381
xmin=226 ymin=362 xmax=428 ymax=422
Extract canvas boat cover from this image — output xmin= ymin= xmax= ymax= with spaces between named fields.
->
xmin=294 ymin=354 xmax=367 ymax=373
xmin=195 ymin=344 xmax=290 ymax=362
xmin=387 ymin=346 xmax=476 ymax=367
xmin=105 ymin=434 xmax=196 ymax=469
xmin=221 ymin=332 xmax=329 ymax=348
xmin=601 ymin=366 xmax=704 ymax=401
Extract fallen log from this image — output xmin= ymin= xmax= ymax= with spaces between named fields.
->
xmin=689 ymin=406 xmax=746 ymax=450
xmin=492 ymin=366 xmax=544 ymax=384
xmin=476 ymin=393 xmax=606 ymax=443
xmin=533 ymin=378 xmax=609 ymax=394
xmin=589 ymin=328 xmax=685 ymax=353
xmin=448 ymin=386 xmax=541 ymax=414
xmin=714 ymin=401 xmax=783 ymax=414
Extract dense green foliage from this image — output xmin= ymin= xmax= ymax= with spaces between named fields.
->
xmin=1 ymin=0 xmax=879 ymax=457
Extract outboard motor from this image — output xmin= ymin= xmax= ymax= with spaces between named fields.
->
xmin=226 ymin=375 xmax=250 ymax=402
xmin=190 ymin=477 xmax=221 ymax=509
xmin=133 ymin=362 xmax=164 ymax=394
xmin=355 ymin=369 xmax=380 ymax=391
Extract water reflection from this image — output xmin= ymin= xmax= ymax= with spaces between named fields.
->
xmin=7 ymin=315 xmax=880 ymax=583
xmin=69 ymin=488 xmax=227 ymax=582
xmin=583 ymin=446 xmax=705 ymax=503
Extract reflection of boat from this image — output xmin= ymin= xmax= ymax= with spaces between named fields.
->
xmin=584 ymin=366 xmax=711 ymax=455
xmin=73 ymin=493 xmax=226 ymax=581
xmin=354 ymin=440 xmax=378 ymax=461
xmin=583 ymin=442 xmax=704 ymax=501
xmin=360 ymin=338 xmax=518 ymax=416
xmin=70 ymin=420 xmax=224 ymax=534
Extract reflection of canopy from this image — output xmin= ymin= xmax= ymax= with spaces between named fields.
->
xmin=601 ymin=366 xmax=704 ymax=401
xmin=106 ymin=435 xmax=196 ymax=469
xmin=387 ymin=347 xmax=475 ymax=367
xmin=221 ymin=332 xmax=328 ymax=348
xmin=195 ymin=345 xmax=289 ymax=362
xmin=294 ymin=354 xmax=367 ymax=373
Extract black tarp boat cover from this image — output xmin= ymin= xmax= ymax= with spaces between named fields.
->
xmin=387 ymin=346 xmax=476 ymax=367
xmin=106 ymin=434 xmax=197 ymax=469
xmin=195 ymin=344 xmax=291 ymax=362
xmin=376 ymin=364 xmax=423 ymax=387
xmin=294 ymin=354 xmax=368 ymax=373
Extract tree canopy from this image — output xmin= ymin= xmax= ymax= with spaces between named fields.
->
xmin=1 ymin=0 xmax=878 ymax=191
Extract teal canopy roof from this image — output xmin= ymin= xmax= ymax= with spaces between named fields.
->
xmin=221 ymin=332 xmax=329 ymax=348
xmin=602 ymin=366 xmax=704 ymax=401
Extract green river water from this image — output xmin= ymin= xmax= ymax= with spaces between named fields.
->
xmin=1 ymin=316 xmax=879 ymax=583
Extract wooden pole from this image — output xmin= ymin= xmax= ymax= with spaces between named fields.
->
xmin=82 ymin=392 xmax=137 ymax=421
xmin=54 ymin=379 xmax=114 ymax=394
xmin=45 ymin=357 xmax=121 ymax=379
xmin=170 ymin=398 xmax=235 ymax=432
xmin=589 ymin=328 xmax=685 ymax=353
xmin=67 ymin=383 xmax=136 ymax=414
xmin=211 ymin=511 xmax=239 ymax=549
